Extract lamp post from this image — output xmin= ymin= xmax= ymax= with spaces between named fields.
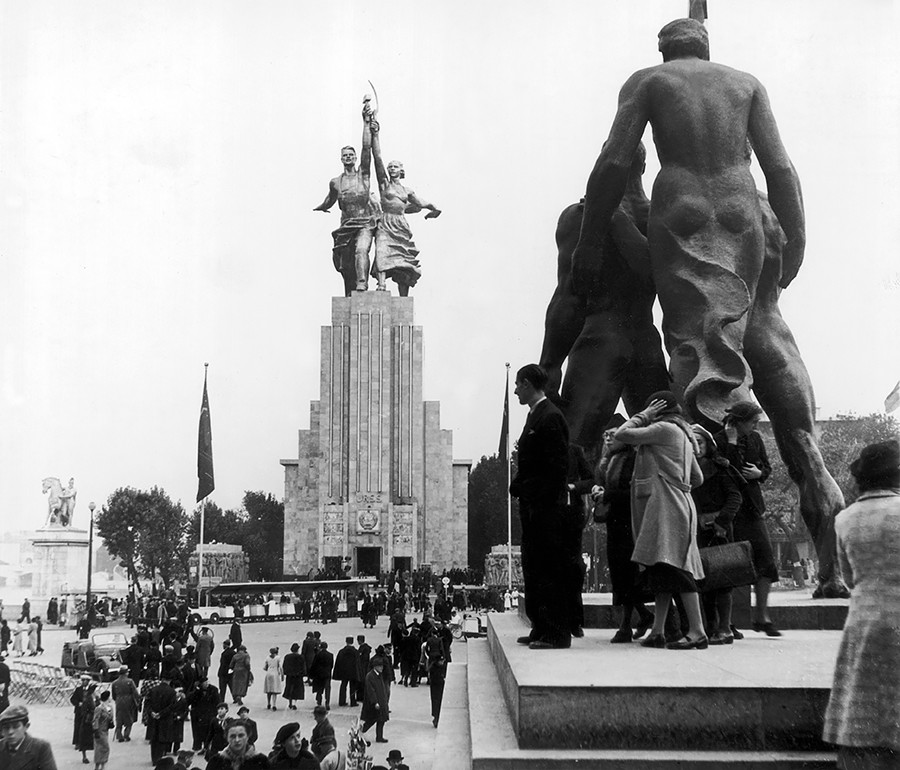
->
xmin=86 ymin=502 xmax=96 ymax=621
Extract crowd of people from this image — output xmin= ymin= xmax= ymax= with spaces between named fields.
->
xmin=11 ymin=580 xmax=453 ymax=769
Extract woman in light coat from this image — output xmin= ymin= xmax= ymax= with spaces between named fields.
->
xmin=614 ymin=391 xmax=706 ymax=649
xmin=823 ymin=439 xmax=900 ymax=769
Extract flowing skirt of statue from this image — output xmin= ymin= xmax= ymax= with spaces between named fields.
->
xmin=372 ymin=212 xmax=422 ymax=288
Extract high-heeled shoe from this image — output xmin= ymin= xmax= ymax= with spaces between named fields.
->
xmin=752 ymin=621 xmax=782 ymax=637
xmin=633 ymin=613 xmax=655 ymax=640
xmin=640 ymin=633 xmax=666 ymax=648
xmin=666 ymin=634 xmax=709 ymax=650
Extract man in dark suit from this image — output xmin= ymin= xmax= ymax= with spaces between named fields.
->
xmin=332 ymin=637 xmax=359 ymax=707
xmin=309 ymin=641 xmax=334 ymax=709
xmin=0 ymin=705 xmax=56 ymax=770
xmin=217 ymin=640 xmax=235 ymax=704
xmin=509 ymin=363 xmax=572 ymax=649
xmin=145 ymin=675 xmax=178 ymax=765
xmin=355 ymin=635 xmax=371 ymax=705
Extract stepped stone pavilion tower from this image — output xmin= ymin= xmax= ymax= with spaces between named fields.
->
xmin=282 ymin=291 xmax=469 ymax=578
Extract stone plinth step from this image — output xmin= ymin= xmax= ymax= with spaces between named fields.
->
xmin=467 ymin=633 xmax=835 ymax=768
xmin=488 ymin=613 xmax=840 ymax=752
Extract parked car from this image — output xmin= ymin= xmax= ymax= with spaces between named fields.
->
xmin=61 ymin=632 xmax=129 ymax=681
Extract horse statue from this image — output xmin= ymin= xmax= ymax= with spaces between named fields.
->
xmin=42 ymin=476 xmax=76 ymax=527
xmin=42 ymin=477 xmax=65 ymax=526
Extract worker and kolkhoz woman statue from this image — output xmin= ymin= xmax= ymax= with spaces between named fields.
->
xmin=315 ymin=92 xmax=441 ymax=298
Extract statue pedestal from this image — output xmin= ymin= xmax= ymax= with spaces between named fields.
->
xmin=31 ymin=527 xmax=90 ymax=600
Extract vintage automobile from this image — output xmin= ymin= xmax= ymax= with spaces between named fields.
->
xmin=61 ymin=631 xmax=129 ymax=681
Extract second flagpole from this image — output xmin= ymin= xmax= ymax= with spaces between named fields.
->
xmin=506 ymin=363 xmax=512 ymax=597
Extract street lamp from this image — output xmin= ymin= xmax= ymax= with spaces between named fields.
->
xmin=86 ymin=502 xmax=96 ymax=621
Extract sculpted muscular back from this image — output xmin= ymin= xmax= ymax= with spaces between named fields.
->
xmin=572 ymin=19 xmax=804 ymax=422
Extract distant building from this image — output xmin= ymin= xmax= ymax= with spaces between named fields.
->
xmin=282 ymin=293 xmax=469 ymax=578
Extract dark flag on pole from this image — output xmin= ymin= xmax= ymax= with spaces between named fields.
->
xmin=498 ymin=366 xmax=509 ymax=459
xmin=197 ymin=365 xmax=215 ymax=503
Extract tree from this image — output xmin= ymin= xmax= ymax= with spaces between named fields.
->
xmin=95 ymin=487 xmax=145 ymax=593
xmin=95 ymin=486 xmax=190 ymax=591
xmin=762 ymin=413 xmax=899 ymax=537
xmin=241 ymin=491 xmax=284 ymax=581
xmin=137 ymin=487 xmax=190 ymax=590
xmin=185 ymin=501 xmax=246 ymax=553
xmin=467 ymin=452 xmax=520 ymax=570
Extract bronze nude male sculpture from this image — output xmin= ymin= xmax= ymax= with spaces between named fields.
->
xmin=570 ymin=18 xmax=846 ymax=595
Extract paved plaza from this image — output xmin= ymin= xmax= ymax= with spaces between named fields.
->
xmin=7 ymin=613 xmax=454 ymax=769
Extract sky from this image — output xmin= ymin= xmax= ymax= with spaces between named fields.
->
xmin=2 ymin=0 xmax=899 ymax=533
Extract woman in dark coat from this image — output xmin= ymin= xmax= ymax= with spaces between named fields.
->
xmin=76 ymin=683 xmax=98 ymax=764
xmin=714 ymin=400 xmax=780 ymax=636
xmin=282 ymin=643 xmax=306 ymax=709
xmin=691 ymin=425 xmax=744 ymax=645
xmin=596 ymin=416 xmax=655 ymax=643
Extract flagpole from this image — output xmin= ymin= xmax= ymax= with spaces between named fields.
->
xmin=505 ymin=363 xmax=512 ymax=596
xmin=199 ymin=496 xmax=206 ymax=606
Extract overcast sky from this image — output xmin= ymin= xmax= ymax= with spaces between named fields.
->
xmin=2 ymin=0 xmax=899 ymax=532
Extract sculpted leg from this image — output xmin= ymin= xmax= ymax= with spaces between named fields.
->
xmin=354 ymin=228 xmax=374 ymax=290
xmin=744 ymin=305 xmax=847 ymax=597
xmin=559 ymin=317 xmax=630 ymax=456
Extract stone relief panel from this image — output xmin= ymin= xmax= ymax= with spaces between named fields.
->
xmin=323 ymin=506 xmax=345 ymax=545
xmin=392 ymin=507 xmax=413 ymax=546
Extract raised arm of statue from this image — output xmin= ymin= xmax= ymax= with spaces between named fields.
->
xmin=747 ymin=81 xmax=805 ymax=289
xmin=359 ymin=106 xmax=373 ymax=189
xmin=572 ymin=72 xmax=650 ymax=294
xmin=370 ymin=119 xmax=388 ymax=190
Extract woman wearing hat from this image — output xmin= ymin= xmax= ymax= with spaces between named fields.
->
xmin=76 ymin=682 xmax=98 ymax=764
xmin=229 ymin=645 xmax=252 ymax=706
xmin=823 ymin=439 xmax=900 ymax=769
xmin=267 ymin=722 xmax=319 ymax=768
xmin=614 ymin=391 xmax=707 ymax=649
xmin=595 ymin=413 xmax=655 ymax=643
xmin=263 ymin=647 xmax=283 ymax=711
xmin=714 ymin=400 xmax=780 ymax=636
xmin=691 ymin=424 xmax=743 ymax=645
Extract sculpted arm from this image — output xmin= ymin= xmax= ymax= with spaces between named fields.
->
xmin=360 ymin=114 xmax=373 ymax=190
xmin=748 ymin=81 xmax=805 ymax=289
xmin=572 ymin=72 xmax=651 ymax=292
xmin=314 ymin=178 xmax=339 ymax=212
xmin=370 ymin=120 xmax=387 ymax=191
xmin=407 ymin=189 xmax=441 ymax=219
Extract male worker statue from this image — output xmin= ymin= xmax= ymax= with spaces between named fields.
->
xmin=314 ymin=98 xmax=378 ymax=296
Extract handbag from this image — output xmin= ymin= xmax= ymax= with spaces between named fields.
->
xmin=699 ymin=539 xmax=757 ymax=592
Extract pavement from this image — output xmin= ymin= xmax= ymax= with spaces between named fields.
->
xmin=5 ymin=613 xmax=463 ymax=769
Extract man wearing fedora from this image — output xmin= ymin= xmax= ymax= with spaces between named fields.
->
xmin=386 ymin=748 xmax=409 ymax=770
xmin=0 ymin=704 xmax=57 ymax=769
